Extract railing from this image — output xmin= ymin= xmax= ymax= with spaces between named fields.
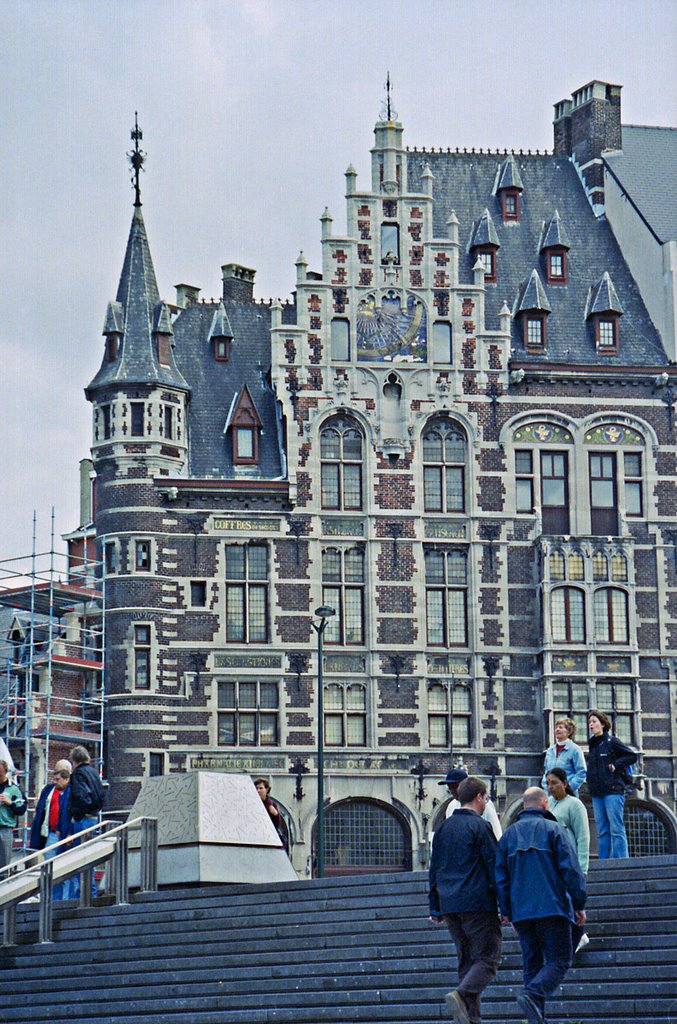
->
xmin=0 ymin=816 xmax=157 ymax=945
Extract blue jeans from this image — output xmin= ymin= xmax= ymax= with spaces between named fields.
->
xmin=592 ymin=793 xmax=629 ymax=858
xmin=69 ymin=817 xmax=99 ymax=898
xmin=44 ymin=832 xmax=72 ymax=900
xmin=515 ymin=915 xmax=573 ymax=1016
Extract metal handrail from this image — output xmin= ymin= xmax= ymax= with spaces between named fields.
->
xmin=0 ymin=816 xmax=157 ymax=946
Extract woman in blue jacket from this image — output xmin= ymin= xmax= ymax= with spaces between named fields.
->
xmin=541 ymin=717 xmax=586 ymax=796
xmin=586 ymin=710 xmax=637 ymax=859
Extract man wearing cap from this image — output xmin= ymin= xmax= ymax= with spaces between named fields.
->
xmin=29 ymin=760 xmax=73 ymax=900
xmin=441 ymin=768 xmax=502 ymax=841
xmin=429 ymin=777 xmax=502 ymax=1024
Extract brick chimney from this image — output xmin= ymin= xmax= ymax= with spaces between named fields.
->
xmin=222 ymin=264 xmax=256 ymax=302
xmin=553 ymin=81 xmax=622 ymax=212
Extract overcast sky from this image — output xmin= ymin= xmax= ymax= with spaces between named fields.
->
xmin=1 ymin=0 xmax=675 ymax=573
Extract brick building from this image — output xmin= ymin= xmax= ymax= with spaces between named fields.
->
xmin=80 ymin=81 xmax=677 ymax=875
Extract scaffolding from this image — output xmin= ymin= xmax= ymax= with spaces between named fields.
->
xmin=0 ymin=510 xmax=105 ymax=853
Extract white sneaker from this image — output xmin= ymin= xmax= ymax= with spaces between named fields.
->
xmin=575 ymin=932 xmax=590 ymax=953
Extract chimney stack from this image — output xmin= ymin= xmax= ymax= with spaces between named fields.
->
xmin=222 ymin=264 xmax=256 ymax=303
xmin=553 ymin=81 xmax=622 ymax=213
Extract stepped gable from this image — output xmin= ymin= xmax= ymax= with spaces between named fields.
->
xmin=171 ymin=298 xmax=284 ymax=479
xmin=2 ymin=856 xmax=676 ymax=1023
xmin=407 ymin=151 xmax=667 ymax=366
xmin=87 ymin=206 xmax=189 ymax=395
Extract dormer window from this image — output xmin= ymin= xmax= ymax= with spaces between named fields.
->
xmin=523 ymin=314 xmax=548 ymax=350
xmin=546 ymin=249 xmax=568 ymax=285
xmin=501 ymin=188 xmax=520 ymax=222
xmin=157 ymin=336 xmax=171 ymax=365
xmin=234 ymin=426 xmax=256 ymax=463
xmin=475 ymin=247 xmax=496 ymax=282
xmin=595 ymin=315 xmax=620 ymax=355
xmin=105 ymin=334 xmax=119 ymax=362
xmin=214 ymin=338 xmax=231 ymax=362
xmin=227 ymin=383 xmax=262 ymax=466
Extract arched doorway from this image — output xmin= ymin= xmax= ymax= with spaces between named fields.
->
xmin=318 ymin=798 xmax=412 ymax=876
xmin=625 ymin=800 xmax=676 ymax=857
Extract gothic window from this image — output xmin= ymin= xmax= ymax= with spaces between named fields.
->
xmin=549 ymin=551 xmax=565 ymax=580
xmin=596 ymin=680 xmax=635 ymax=744
xmin=423 ymin=420 xmax=466 ymax=513
xmin=134 ymin=540 xmax=151 ymax=572
xmin=594 ymin=587 xmax=629 ymax=644
xmin=225 ymin=544 xmax=269 ymax=643
xmin=432 ymin=321 xmax=452 ymax=363
xmin=130 ymin=402 xmax=145 ymax=437
xmin=593 ymin=551 xmax=609 ymax=580
xmin=550 ymin=587 xmax=585 ymax=644
xmin=324 ymin=682 xmax=367 ymax=746
xmin=101 ymin=405 xmax=112 ymax=440
xmin=568 ymin=551 xmax=584 ymax=580
xmin=381 ymin=223 xmax=400 ymax=264
xmin=331 ymin=319 xmax=351 ymax=361
xmin=322 ymin=548 xmax=365 ymax=646
xmin=133 ymin=624 xmax=151 ymax=690
xmin=163 ymin=405 xmax=174 ymax=441
xmin=217 ymin=680 xmax=279 ymax=746
xmin=427 ymin=682 xmax=472 ymax=748
xmin=611 ymin=553 xmax=627 ymax=582
xmin=425 ymin=548 xmax=468 ymax=647
xmin=320 ymin=418 xmax=364 ymax=511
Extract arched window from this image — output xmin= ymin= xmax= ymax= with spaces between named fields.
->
xmin=549 ymin=552 xmax=565 ymax=580
xmin=551 ymin=587 xmax=585 ymax=643
xmin=592 ymin=551 xmax=608 ymax=580
xmin=594 ymin=588 xmax=629 ymax=644
xmin=568 ymin=551 xmax=584 ymax=580
xmin=321 ymin=799 xmax=412 ymax=876
xmin=624 ymin=803 xmax=675 ymax=857
xmin=320 ymin=418 xmax=364 ymax=511
xmin=422 ymin=420 xmax=467 ymax=513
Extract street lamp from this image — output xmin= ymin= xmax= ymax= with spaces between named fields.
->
xmin=312 ymin=605 xmax=335 ymax=878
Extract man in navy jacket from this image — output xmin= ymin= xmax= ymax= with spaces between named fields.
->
xmin=495 ymin=787 xmax=587 ymax=1024
xmin=429 ymin=777 xmax=502 ymax=1024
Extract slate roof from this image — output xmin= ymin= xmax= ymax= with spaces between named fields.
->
xmin=516 ymin=269 xmax=551 ymax=314
xmin=604 ymin=126 xmax=677 ymax=244
xmin=87 ymin=208 xmax=189 ymax=395
xmin=171 ymin=299 xmax=285 ymax=479
xmin=407 ymin=151 xmax=667 ymax=365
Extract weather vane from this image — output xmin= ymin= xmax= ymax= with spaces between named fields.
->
xmin=379 ymin=72 xmax=398 ymax=122
xmin=128 ymin=112 xmax=146 ymax=207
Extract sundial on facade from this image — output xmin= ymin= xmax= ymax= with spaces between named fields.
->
xmin=356 ymin=292 xmax=427 ymax=362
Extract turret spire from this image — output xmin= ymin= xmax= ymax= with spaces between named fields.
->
xmin=128 ymin=113 xmax=146 ymax=207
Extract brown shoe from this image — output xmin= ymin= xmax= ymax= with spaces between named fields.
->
xmin=444 ymin=989 xmax=471 ymax=1024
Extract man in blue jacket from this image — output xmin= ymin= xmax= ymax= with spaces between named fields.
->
xmin=429 ymin=777 xmax=502 ymax=1024
xmin=495 ymin=787 xmax=587 ymax=1024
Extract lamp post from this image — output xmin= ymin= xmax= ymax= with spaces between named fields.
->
xmin=312 ymin=605 xmax=335 ymax=878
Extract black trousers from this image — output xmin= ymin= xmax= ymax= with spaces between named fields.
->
xmin=445 ymin=911 xmax=502 ymax=1023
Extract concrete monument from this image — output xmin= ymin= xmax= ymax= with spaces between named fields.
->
xmin=127 ymin=771 xmax=297 ymax=886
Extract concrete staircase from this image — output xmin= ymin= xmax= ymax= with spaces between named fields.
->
xmin=0 ymin=855 xmax=675 ymax=1023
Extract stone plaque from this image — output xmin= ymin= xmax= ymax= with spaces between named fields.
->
xmin=552 ymin=654 xmax=588 ymax=673
xmin=426 ymin=655 xmax=470 ymax=675
xmin=424 ymin=520 xmax=467 ymax=539
xmin=596 ymin=656 xmax=632 ymax=674
xmin=321 ymin=518 xmax=365 ymax=537
xmin=324 ymin=654 xmax=367 ymax=673
xmin=318 ymin=754 xmax=411 ymax=771
xmin=213 ymin=654 xmax=282 ymax=669
xmin=190 ymin=755 xmax=287 ymax=772
xmin=213 ymin=517 xmax=281 ymax=532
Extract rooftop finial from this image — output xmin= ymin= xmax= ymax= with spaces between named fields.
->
xmin=128 ymin=112 xmax=146 ymax=207
xmin=380 ymin=72 xmax=398 ymax=122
